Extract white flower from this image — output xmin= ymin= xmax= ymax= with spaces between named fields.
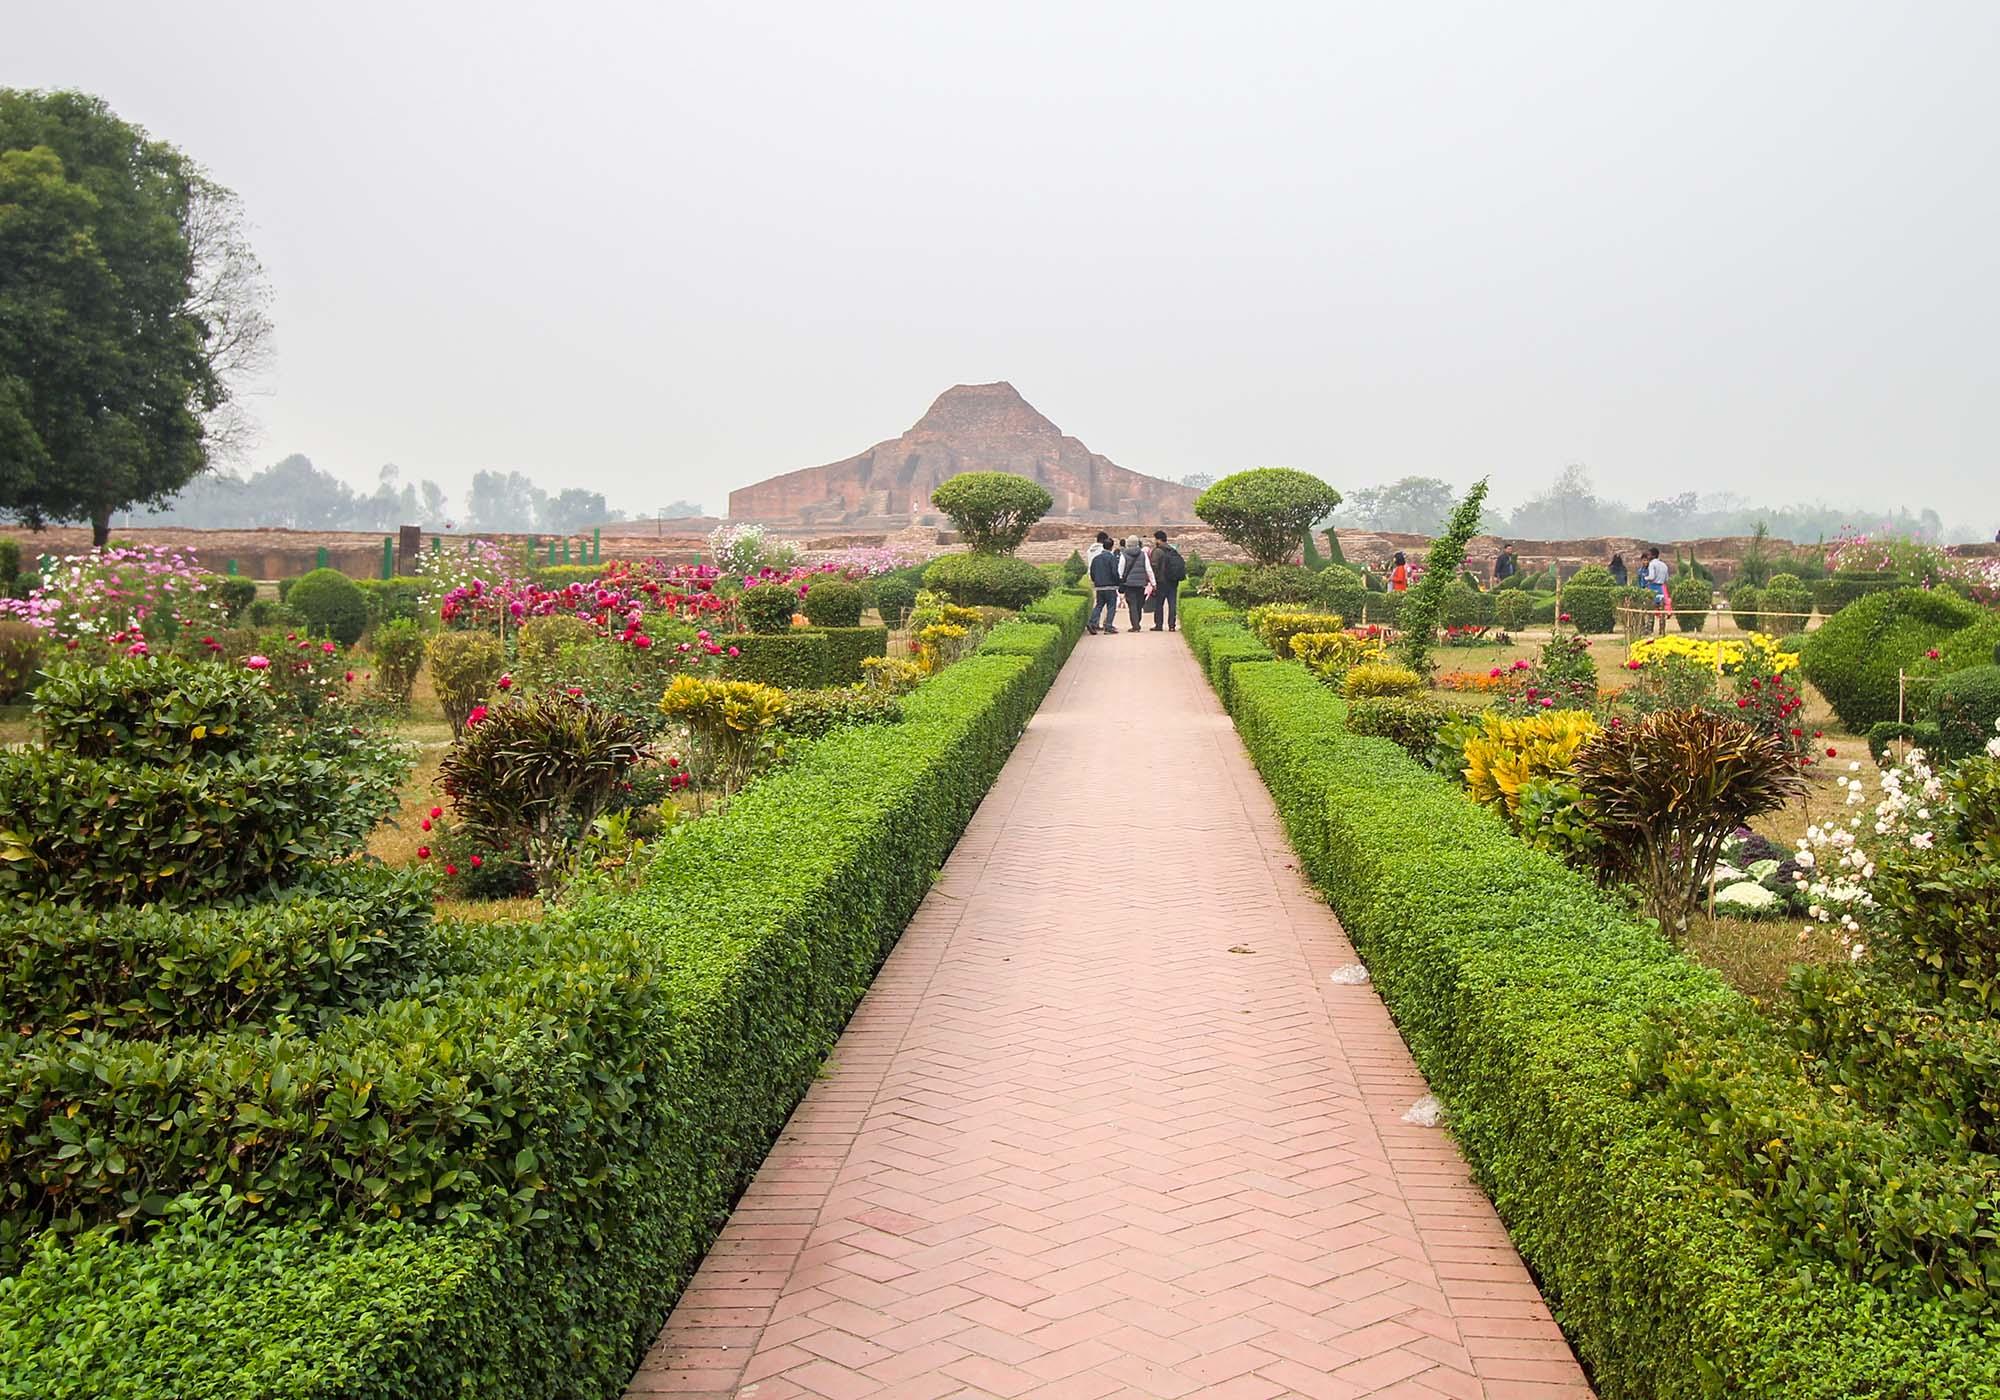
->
xmin=1796 ymin=850 xmax=1815 ymax=869
xmin=1912 ymin=832 xmax=1934 ymax=850
xmin=1716 ymin=881 xmax=1780 ymax=913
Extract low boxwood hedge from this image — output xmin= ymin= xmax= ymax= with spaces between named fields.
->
xmin=718 ymin=631 xmax=832 ymax=689
xmin=1198 ymin=651 xmax=2000 ymax=1397
xmin=804 ymin=625 xmax=889 ymax=683
xmin=0 ymin=614 xmax=1083 ymax=1400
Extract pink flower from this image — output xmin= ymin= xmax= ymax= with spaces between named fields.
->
xmin=321 ymin=641 xmax=337 ymax=654
xmin=416 ymin=846 xmax=431 ymax=860
xmin=126 ymin=641 xmax=149 ymax=657
xmin=1926 ymin=648 xmax=1940 ymax=660
xmin=497 ymin=674 xmax=513 ymax=690
xmin=344 ymin=670 xmax=355 ymax=682
xmin=1489 ymin=667 xmax=1502 ymax=678
xmin=565 ymin=686 xmax=583 ymax=697
xmin=633 ymin=634 xmax=652 ymax=649
xmin=467 ymin=704 xmax=489 ymax=727
xmin=245 ymin=655 xmax=271 ymax=670
xmin=727 ymin=646 xmax=740 ymax=658
xmin=444 ymin=863 xmax=459 ymax=877
xmin=470 ymin=854 xmax=483 ymax=868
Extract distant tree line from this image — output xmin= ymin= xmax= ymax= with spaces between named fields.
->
xmin=1326 ymin=465 xmax=1969 ymax=544
xmin=146 ymin=455 xmax=626 ymax=534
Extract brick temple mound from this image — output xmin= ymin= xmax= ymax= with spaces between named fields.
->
xmin=726 ymin=382 xmax=1200 ymax=528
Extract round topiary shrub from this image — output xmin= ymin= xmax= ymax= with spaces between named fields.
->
xmin=738 ymin=581 xmax=802 ymax=634
xmin=1800 ymin=587 xmax=1989 ymax=733
xmin=1194 ymin=468 xmax=1343 ymax=566
xmin=285 ymin=568 xmax=369 ymax=646
xmin=1561 ymin=574 xmax=1616 ymax=634
xmin=1566 ymin=564 xmax=1616 ymax=588
xmin=1061 ymin=550 xmax=1087 ymax=586
xmin=922 ymin=553 xmax=1053 ymax=611
xmin=929 ymin=473 xmax=1054 ymax=555
xmin=1729 ymin=585 xmax=1764 ymax=633
xmin=1441 ymin=581 xmax=1492 ymax=628
xmin=1931 ymin=665 xmax=2000 ymax=759
xmin=872 ymin=575 xmax=919 ymax=628
xmin=801 ymin=578 xmax=864 ymax=628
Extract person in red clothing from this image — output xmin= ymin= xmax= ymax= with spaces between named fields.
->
xmin=1389 ymin=551 xmax=1410 ymax=592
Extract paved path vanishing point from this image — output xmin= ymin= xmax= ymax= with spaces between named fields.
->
xmin=625 ymin=626 xmax=1594 ymax=1400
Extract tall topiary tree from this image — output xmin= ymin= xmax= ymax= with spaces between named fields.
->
xmin=1398 ymin=478 xmax=1489 ymax=675
xmin=929 ymin=472 xmax=1053 ymax=555
xmin=1194 ymin=469 xmax=1342 ymax=567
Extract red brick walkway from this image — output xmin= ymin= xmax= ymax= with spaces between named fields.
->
xmin=625 ymin=632 xmax=1594 ymax=1399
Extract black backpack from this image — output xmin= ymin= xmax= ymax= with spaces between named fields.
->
xmin=1160 ymin=546 xmax=1187 ymax=584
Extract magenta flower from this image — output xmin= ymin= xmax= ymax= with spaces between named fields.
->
xmin=245 ymin=655 xmax=271 ymax=670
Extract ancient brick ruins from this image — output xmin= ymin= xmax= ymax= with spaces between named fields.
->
xmin=726 ymin=382 xmax=1201 ymax=527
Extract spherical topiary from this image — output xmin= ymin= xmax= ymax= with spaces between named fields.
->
xmin=1760 ymin=574 xmax=1814 ymax=634
xmin=929 ymin=472 xmax=1054 ymax=555
xmin=1929 ymin=665 xmax=2000 ymax=759
xmin=1566 ymin=564 xmax=1616 ymax=588
xmin=285 ymin=568 xmax=369 ymax=645
xmin=872 ymin=576 xmax=919 ymax=628
xmin=1729 ymin=586 xmax=1764 ymax=633
xmin=1441 ymin=581 xmax=1492 ymax=628
xmin=801 ymin=577 xmax=865 ymax=628
xmin=1800 ymin=587 xmax=1989 ymax=733
xmin=738 ymin=581 xmax=802 ymax=634
xmin=1194 ymin=468 xmax=1343 ymax=566
xmin=922 ymin=553 xmax=1053 ymax=611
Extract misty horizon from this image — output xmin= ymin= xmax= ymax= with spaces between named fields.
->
xmin=7 ymin=2 xmax=1997 ymax=538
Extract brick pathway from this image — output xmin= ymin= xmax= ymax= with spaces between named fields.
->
xmin=625 ymin=630 xmax=1594 ymax=1400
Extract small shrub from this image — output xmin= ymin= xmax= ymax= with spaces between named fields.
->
xmin=872 ymin=575 xmax=919 ymax=628
xmin=1760 ymin=574 xmax=1814 ymax=633
xmin=356 ymin=577 xmax=425 ymax=624
xmin=1571 ymin=708 xmax=1807 ymax=931
xmin=1561 ymin=584 xmax=1615 ymax=635
xmin=860 ymin=655 xmax=927 ymax=695
xmin=368 ymin=618 xmax=426 ymax=705
xmin=33 ymin=655 xmax=274 ymax=764
xmin=1728 ymin=585 xmax=1764 ymax=633
xmin=1290 ymin=631 xmax=1383 ymax=684
xmin=719 ymin=632 xmax=831 ymax=689
xmin=1494 ymin=591 xmax=1533 ymax=632
xmin=1460 ymin=709 xmax=1601 ymax=818
xmin=1671 ymin=574 xmax=1713 ymax=632
xmin=1342 ymin=662 xmax=1424 ymax=701
xmin=657 ymin=674 xmax=787 ymax=805
xmin=426 ymin=631 xmax=506 ymax=737
xmin=1440 ymin=580 xmax=1492 ymax=629
xmin=929 ymin=472 xmax=1054 ymax=554
xmin=1210 ymin=563 xmax=1322 ymax=610
xmin=1193 ymin=468 xmax=1343 ymax=565
xmin=1347 ymin=696 xmax=1448 ymax=760
xmin=806 ymin=625 xmax=889 ymax=683
xmin=214 ymin=576 xmax=258 ymax=622
xmin=284 ymin=568 xmax=369 ymax=646
xmin=1061 ymin=550 xmax=1087 ymax=586
xmin=922 ymin=553 xmax=1053 ymax=610
xmin=512 ymin=614 xmax=598 ymax=690
xmin=0 ymin=620 xmax=44 ymax=702
xmin=1246 ymin=606 xmax=1345 ymax=654
xmin=1932 ymin=665 xmax=2000 ymax=760
xmin=773 ymin=687 xmax=903 ymax=742
xmin=801 ymin=578 xmax=864 ymax=628
xmin=437 ymin=693 xmax=653 ymax=894
xmin=737 ymin=581 xmax=802 ymax=634
xmin=1865 ymin=720 xmax=1942 ymax=766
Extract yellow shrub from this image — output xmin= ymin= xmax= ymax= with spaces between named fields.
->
xmin=1341 ymin=662 xmax=1424 ymax=701
xmin=1461 ymin=709 xmax=1601 ymax=817
xmin=1290 ymin=631 xmax=1383 ymax=682
xmin=1627 ymin=631 xmax=1799 ymax=675
xmin=1248 ymin=607 xmax=1345 ymax=655
xmin=860 ymin=655 xmax=927 ymax=695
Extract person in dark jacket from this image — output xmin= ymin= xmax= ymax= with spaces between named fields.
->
xmin=1086 ymin=536 xmax=1123 ymax=633
xmin=1149 ymin=529 xmax=1186 ymax=631
xmin=1118 ymin=537 xmax=1155 ymax=632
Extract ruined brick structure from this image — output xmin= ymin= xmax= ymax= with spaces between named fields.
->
xmin=726 ymin=382 xmax=1201 ymax=526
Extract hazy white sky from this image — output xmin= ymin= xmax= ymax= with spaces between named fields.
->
xmin=9 ymin=2 xmax=1998 ymax=524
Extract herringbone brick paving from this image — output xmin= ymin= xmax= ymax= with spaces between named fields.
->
xmin=625 ymin=630 xmax=1593 ymax=1399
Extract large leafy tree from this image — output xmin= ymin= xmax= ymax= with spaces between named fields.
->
xmin=1194 ymin=467 xmax=1342 ymax=566
xmin=0 ymin=89 xmax=268 ymax=545
xmin=930 ymin=471 xmax=1052 ymax=555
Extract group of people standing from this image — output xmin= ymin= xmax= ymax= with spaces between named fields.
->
xmin=1086 ymin=530 xmax=1186 ymax=634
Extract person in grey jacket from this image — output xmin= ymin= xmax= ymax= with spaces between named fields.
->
xmin=1118 ymin=537 xmax=1155 ymax=632
xmin=1086 ymin=534 xmax=1123 ymax=634
xmin=1149 ymin=530 xmax=1185 ymax=631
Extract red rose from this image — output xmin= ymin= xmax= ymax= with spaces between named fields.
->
xmin=416 ymin=846 xmax=431 ymax=860
xmin=470 ymin=854 xmax=483 ymax=868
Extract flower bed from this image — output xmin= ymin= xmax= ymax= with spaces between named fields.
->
xmin=0 ymin=600 xmax=1087 ymax=1400
xmin=1183 ymin=609 xmax=2000 ymax=1398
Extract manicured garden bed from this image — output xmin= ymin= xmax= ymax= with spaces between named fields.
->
xmin=1178 ymin=598 xmax=2000 ymax=1400
xmin=0 ymin=596 xmax=1086 ymax=1398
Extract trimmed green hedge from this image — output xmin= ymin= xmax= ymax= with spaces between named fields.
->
xmin=804 ymin=625 xmax=889 ymax=684
xmin=1800 ymin=587 xmax=1989 ymax=732
xmin=1201 ymin=652 xmax=2000 ymax=1397
xmin=356 ymin=578 xmax=426 ymax=624
xmin=0 ymin=617 xmax=1084 ymax=1398
xmin=719 ymin=631 xmax=832 ymax=689
xmin=974 ymin=621 xmax=1065 ymax=694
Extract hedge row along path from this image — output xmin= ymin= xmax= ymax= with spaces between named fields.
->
xmin=624 ymin=634 xmax=1593 ymax=1399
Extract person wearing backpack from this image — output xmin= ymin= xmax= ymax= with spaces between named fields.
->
xmin=1149 ymin=529 xmax=1186 ymax=631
